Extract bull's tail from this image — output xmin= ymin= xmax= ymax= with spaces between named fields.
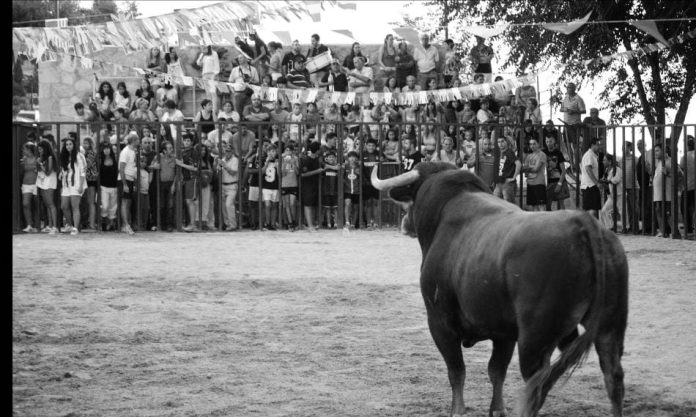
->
xmin=518 ymin=214 xmax=607 ymax=417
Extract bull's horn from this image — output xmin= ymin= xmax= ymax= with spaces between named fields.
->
xmin=371 ymin=165 xmax=420 ymax=191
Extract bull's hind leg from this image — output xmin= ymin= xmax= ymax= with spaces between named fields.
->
xmin=488 ymin=339 xmax=515 ymax=417
xmin=516 ymin=336 xmax=554 ymax=417
xmin=595 ymin=330 xmax=625 ymax=417
xmin=427 ymin=314 xmax=466 ymax=417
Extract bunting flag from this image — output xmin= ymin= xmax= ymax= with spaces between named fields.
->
xmin=272 ymin=31 xmax=293 ymax=46
xmin=393 ymin=27 xmax=425 ymax=53
xmin=583 ymin=28 xmax=695 ymax=67
xmin=331 ymin=30 xmax=355 ymax=41
xmin=178 ymin=32 xmax=201 ymax=47
xmin=629 ymin=20 xmax=670 ymax=46
xmin=461 ymin=24 xmax=510 ymax=39
xmin=542 ymin=11 xmax=592 ymax=35
xmin=337 ymin=2 xmax=357 ymax=11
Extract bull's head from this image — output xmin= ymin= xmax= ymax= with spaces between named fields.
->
xmin=371 ymin=162 xmax=462 ymax=238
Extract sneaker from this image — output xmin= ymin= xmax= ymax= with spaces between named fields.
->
xmin=70 ymin=227 xmax=79 ymax=235
xmin=183 ymin=224 xmax=197 ymax=232
xmin=126 ymin=225 xmax=135 ymax=235
xmin=41 ymin=226 xmax=52 ymax=233
xmin=655 ymin=232 xmax=663 ymax=238
xmin=267 ymin=224 xmax=277 ymax=231
xmin=261 ymin=223 xmax=269 ymax=231
xmin=48 ymin=227 xmax=57 ymax=235
xmin=60 ymin=226 xmax=72 ymax=233
xmin=22 ymin=226 xmax=35 ymax=233
xmin=151 ymin=226 xmax=158 ymax=231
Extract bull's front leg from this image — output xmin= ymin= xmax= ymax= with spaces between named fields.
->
xmin=427 ymin=314 xmax=466 ymax=416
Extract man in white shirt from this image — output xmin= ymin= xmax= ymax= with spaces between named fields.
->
xmin=118 ymin=132 xmax=140 ymax=234
xmin=348 ymin=56 xmax=373 ymax=93
xmin=580 ymin=137 xmax=601 ymax=218
xmin=160 ymin=100 xmax=185 ymax=141
xmin=413 ymin=33 xmax=440 ymax=91
xmin=560 ymin=82 xmax=586 ymax=156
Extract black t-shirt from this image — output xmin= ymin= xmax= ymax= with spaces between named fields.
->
xmin=281 ymin=52 xmax=305 ymax=75
xmin=181 ymin=147 xmax=199 ymax=181
xmin=247 ymin=153 xmax=263 ymax=187
xmin=321 ymin=166 xmax=339 ymax=196
xmin=362 ymin=151 xmax=379 ymax=185
xmin=321 ymin=71 xmax=348 ymax=92
xmin=261 ymin=158 xmax=278 ymax=189
xmin=402 ymin=151 xmax=423 ymax=172
xmin=300 ymin=155 xmax=321 ymax=187
xmin=494 ymin=148 xmax=517 ymax=183
xmin=544 ymin=148 xmax=566 ymax=183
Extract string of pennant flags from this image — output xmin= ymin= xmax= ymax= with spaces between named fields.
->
xmin=583 ymin=28 xmax=696 ymax=67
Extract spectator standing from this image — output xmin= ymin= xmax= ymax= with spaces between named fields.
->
xmin=377 ymin=34 xmax=397 ymax=90
xmin=175 ymin=133 xmax=200 ymax=232
xmin=637 ymin=139 xmax=653 ymax=233
xmin=621 ymin=142 xmax=640 ymax=232
xmin=154 ymin=140 xmax=176 ymax=232
xmin=280 ymin=143 xmax=300 ymax=231
xmin=98 ymin=142 xmax=118 ymax=231
xmin=59 ymin=137 xmax=86 ymax=235
xmin=343 ymin=42 xmax=369 ymax=70
xmin=216 ymin=139 xmax=240 ymax=231
xmin=118 ymin=133 xmax=139 ymax=235
xmin=524 ymin=98 xmax=542 ymax=125
xmin=493 ymin=136 xmax=521 ymax=204
xmin=401 ymin=138 xmax=423 ymax=172
xmin=228 ymin=54 xmax=260 ymax=116
xmin=544 ymin=135 xmax=568 ymax=210
xmin=267 ymin=42 xmax=284 ymax=83
xmin=348 ymin=56 xmax=374 ymax=93
xmin=343 ymin=151 xmax=362 ymax=230
xmin=321 ymin=150 xmax=340 ymax=229
xmin=19 ymin=142 xmax=39 ymax=233
xmin=469 ymin=36 xmax=494 ymax=82
xmin=559 ymin=82 xmax=586 ymax=153
xmin=281 ymin=40 xmax=305 ymax=77
xmin=362 ymin=139 xmax=380 ymax=229
xmin=580 ymin=137 xmax=602 ymax=219
xmin=81 ymin=137 xmax=98 ymax=232
xmin=470 ymin=137 xmax=496 ymax=189
xmin=652 ymin=143 xmax=677 ymax=238
xmin=394 ymin=41 xmax=417 ymax=88
xmin=196 ymin=45 xmax=221 ymax=113
xmin=135 ymin=156 xmax=152 ymax=231
xmin=245 ymin=143 xmax=263 ymax=230
xmin=306 ymin=33 xmax=331 ymax=87
xmin=522 ymin=138 xmax=547 ymax=211
xmin=261 ymin=143 xmax=280 ymax=230
xmin=443 ymin=39 xmax=460 ymax=86
xmin=300 ymin=141 xmax=323 ymax=231
xmin=413 ymin=34 xmax=440 ymax=91
xmin=599 ymin=153 xmax=623 ymax=231
xmin=582 ymin=107 xmax=607 ymax=142
xmin=249 ymin=31 xmax=270 ymax=82
xmin=36 ymin=140 xmax=59 ymax=234
xmin=679 ymin=136 xmax=695 ymax=237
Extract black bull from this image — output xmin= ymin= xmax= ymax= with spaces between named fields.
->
xmin=371 ymin=162 xmax=628 ymax=417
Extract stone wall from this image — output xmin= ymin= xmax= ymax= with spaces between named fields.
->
xmin=39 ymin=43 xmax=448 ymax=122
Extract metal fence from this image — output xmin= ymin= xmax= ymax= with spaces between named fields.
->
xmin=12 ymin=119 xmax=696 ymax=239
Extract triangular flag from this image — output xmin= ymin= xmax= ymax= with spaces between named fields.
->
xmin=630 ymin=20 xmax=669 ymax=46
xmin=331 ymin=30 xmax=355 ymax=41
xmin=542 ymin=11 xmax=592 ymax=35
xmin=272 ymin=31 xmax=292 ymax=46
xmin=393 ymin=27 xmax=426 ymax=53
xmin=310 ymin=12 xmax=321 ymax=22
xmin=178 ymin=32 xmax=200 ymax=47
xmin=337 ymin=2 xmax=357 ymax=10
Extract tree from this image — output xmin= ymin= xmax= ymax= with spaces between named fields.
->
xmin=420 ymin=0 xmax=696 ymax=141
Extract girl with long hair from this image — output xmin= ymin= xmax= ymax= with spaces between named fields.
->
xmin=20 ymin=142 xmax=39 ymax=233
xmin=377 ymin=34 xmax=397 ymax=90
xmin=94 ymin=80 xmax=114 ymax=120
xmin=59 ymin=137 xmax=86 ymax=235
xmin=134 ymin=78 xmax=156 ymax=113
xmin=599 ymin=153 xmax=623 ymax=231
xmin=36 ymin=140 xmax=59 ymax=234
xmin=112 ymin=81 xmax=132 ymax=117
xmin=146 ymin=47 xmax=163 ymax=72
xmin=82 ymin=137 xmax=99 ymax=231
xmin=194 ymin=144 xmax=215 ymax=230
xmin=99 ymin=142 xmax=119 ymax=231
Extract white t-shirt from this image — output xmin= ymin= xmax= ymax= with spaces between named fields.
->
xmin=348 ymin=66 xmax=373 ymax=93
xmin=118 ymin=145 xmax=138 ymax=181
xmin=161 ymin=109 xmax=185 ymax=140
xmin=580 ymin=148 xmax=598 ymax=189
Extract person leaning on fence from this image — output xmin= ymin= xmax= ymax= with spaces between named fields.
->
xmin=680 ymin=136 xmax=695 ymax=237
xmin=652 ymin=143 xmax=680 ymax=238
xmin=59 ymin=137 xmax=86 ymax=235
xmin=599 ymin=153 xmax=623 ymax=231
xmin=260 ymin=143 xmax=280 ymax=231
xmin=300 ymin=141 xmax=323 ymax=232
xmin=320 ymin=150 xmax=340 ymax=229
xmin=280 ymin=143 xmax=300 ymax=232
xmin=621 ymin=141 xmax=640 ymax=231
xmin=117 ymin=132 xmax=140 ymax=235
xmin=543 ymin=135 xmax=568 ymax=211
xmin=580 ymin=137 xmax=602 ymax=219
xmin=134 ymin=156 xmax=152 ymax=232
xmin=493 ymin=136 xmax=521 ymax=204
xmin=343 ymin=151 xmax=362 ymax=230
xmin=98 ymin=142 xmax=118 ymax=231
xmin=36 ymin=140 xmax=59 ymax=234
xmin=215 ymin=138 xmax=240 ymax=232
xmin=560 ymin=82 xmax=586 ymax=153
xmin=522 ymin=138 xmax=548 ymax=212
xmin=174 ymin=133 xmax=199 ymax=233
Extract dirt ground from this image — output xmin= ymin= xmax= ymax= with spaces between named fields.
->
xmin=12 ymin=230 xmax=696 ymax=417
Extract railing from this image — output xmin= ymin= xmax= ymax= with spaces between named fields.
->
xmin=12 ymin=120 xmax=696 ymax=239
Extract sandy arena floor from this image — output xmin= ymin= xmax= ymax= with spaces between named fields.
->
xmin=12 ymin=230 xmax=696 ymax=417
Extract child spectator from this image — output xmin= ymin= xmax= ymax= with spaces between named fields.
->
xmin=280 ymin=143 xmax=300 ymax=231
xmin=522 ymin=138 xmax=548 ymax=212
xmin=457 ymin=100 xmax=476 ymax=125
xmin=321 ymin=150 xmax=340 ymax=229
xmin=135 ymin=155 xmax=152 ymax=231
xmin=94 ymin=80 xmax=114 ymax=120
xmin=476 ymin=98 xmax=494 ymax=124
xmin=382 ymin=128 xmax=399 ymax=162
xmin=345 ymin=105 xmax=361 ymax=135
xmin=112 ymin=81 xmax=132 ymax=118
xmin=286 ymin=102 xmax=304 ymax=142
xmin=245 ymin=142 xmax=262 ymax=230
xmin=362 ymin=139 xmax=380 ymax=229
xmin=98 ymin=142 xmax=118 ymax=231
xmin=59 ymin=137 xmax=86 ymax=235
xmin=343 ymin=151 xmax=361 ymax=230
xmin=300 ymin=141 xmax=323 ymax=231
xmin=261 ymin=143 xmax=280 ymax=230
xmin=155 ymin=140 xmax=177 ymax=232
xmin=81 ymin=137 xmax=98 ymax=232
xmin=36 ymin=140 xmax=59 ymax=234
xmin=175 ymin=133 xmax=199 ymax=232
xmin=20 ymin=142 xmax=39 ymax=233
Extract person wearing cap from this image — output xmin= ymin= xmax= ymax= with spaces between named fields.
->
xmin=286 ymin=55 xmax=312 ymax=89
xmin=413 ymin=33 xmax=440 ymax=91
xmin=229 ymin=54 xmax=260 ymax=116
xmin=318 ymin=59 xmax=348 ymax=92
xmin=281 ymin=40 xmax=305 ymax=77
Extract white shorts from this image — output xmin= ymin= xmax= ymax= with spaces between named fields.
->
xmin=37 ymin=172 xmax=57 ymax=190
xmin=262 ymin=188 xmax=279 ymax=203
xmin=21 ymin=184 xmax=38 ymax=195
xmin=248 ymin=186 xmax=260 ymax=202
xmin=61 ymin=185 xmax=85 ymax=198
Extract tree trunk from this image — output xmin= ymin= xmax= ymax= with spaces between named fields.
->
xmin=621 ymin=36 xmax=656 ymax=126
xmin=670 ymin=69 xmax=695 ymax=142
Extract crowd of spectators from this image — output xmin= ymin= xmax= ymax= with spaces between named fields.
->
xmin=17 ymin=31 xmax=695 ymax=238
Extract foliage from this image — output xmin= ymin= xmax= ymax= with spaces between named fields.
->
xmin=417 ymin=0 xmax=696 ymax=136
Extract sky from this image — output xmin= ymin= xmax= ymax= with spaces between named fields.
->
xmin=81 ymin=1 xmax=695 ymax=155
